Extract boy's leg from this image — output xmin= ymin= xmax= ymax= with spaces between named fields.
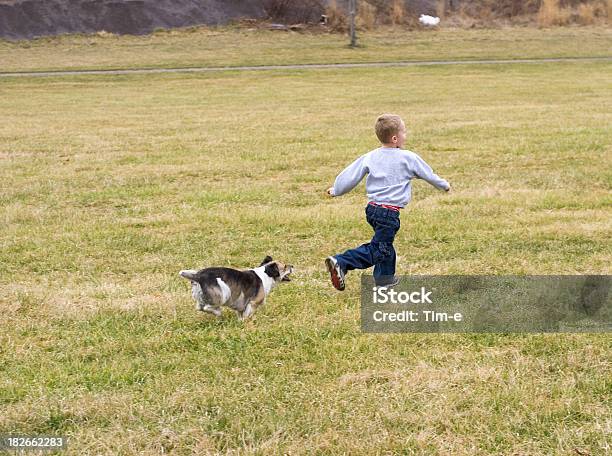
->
xmin=367 ymin=206 xmax=400 ymax=286
xmin=333 ymin=242 xmax=376 ymax=273
xmin=332 ymin=204 xmax=383 ymax=273
xmin=328 ymin=205 xmax=400 ymax=287
xmin=372 ymin=242 xmax=397 ymax=286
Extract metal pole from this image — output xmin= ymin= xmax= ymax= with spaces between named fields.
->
xmin=349 ymin=0 xmax=357 ymax=47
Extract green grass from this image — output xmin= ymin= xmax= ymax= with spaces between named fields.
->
xmin=1 ymin=28 xmax=611 ymax=455
xmin=0 ymin=26 xmax=611 ymax=73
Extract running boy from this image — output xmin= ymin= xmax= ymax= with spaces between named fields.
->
xmin=325 ymin=114 xmax=451 ymax=290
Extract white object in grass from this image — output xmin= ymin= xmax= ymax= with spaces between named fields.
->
xmin=419 ymin=14 xmax=440 ymax=26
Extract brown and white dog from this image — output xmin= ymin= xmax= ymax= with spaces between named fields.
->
xmin=179 ymin=256 xmax=293 ymax=320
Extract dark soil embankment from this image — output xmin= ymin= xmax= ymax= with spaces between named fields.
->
xmin=0 ymin=0 xmax=269 ymax=40
xmin=0 ymin=0 xmax=414 ymax=40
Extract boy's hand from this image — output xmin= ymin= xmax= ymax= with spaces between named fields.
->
xmin=326 ymin=187 xmax=335 ymax=197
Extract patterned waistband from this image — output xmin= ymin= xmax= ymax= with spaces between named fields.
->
xmin=368 ymin=202 xmax=401 ymax=212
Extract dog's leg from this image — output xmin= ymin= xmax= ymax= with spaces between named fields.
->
xmin=191 ymin=282 xmax=206 ymax=311
xmin=239 ymin=302 xmax=254 ymax=321
xmin=239 ymin=297 xmax=266 ymax=321
xmin=202 ymin=305 xmax=222 ymax=317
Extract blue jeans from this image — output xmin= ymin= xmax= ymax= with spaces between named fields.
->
xmin=334 ymin=204 xmax=401 ymax=286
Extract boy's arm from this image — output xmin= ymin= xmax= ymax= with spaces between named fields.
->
xmin=412 ymin=153 xmax=450 ymax=191
xmin=328 ymin=154 xmax=368 ymax=197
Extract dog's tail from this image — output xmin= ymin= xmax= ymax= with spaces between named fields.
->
xmin=179 ymin=270 xmax=198 ymax=281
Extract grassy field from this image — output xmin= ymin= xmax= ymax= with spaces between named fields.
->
xmin=0 ymin=26 xmax=611 ymax=73
xmin=1 ymin=27 xmax=611 ymax=455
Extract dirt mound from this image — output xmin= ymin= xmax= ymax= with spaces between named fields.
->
xmin=0 ymin=0 xmax=268 ymax=40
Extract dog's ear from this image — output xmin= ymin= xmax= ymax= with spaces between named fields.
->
xmin=264 ymin=262 xmax=280 ymax=278
xmin=260 ymin=255 xmax=273 ymax=266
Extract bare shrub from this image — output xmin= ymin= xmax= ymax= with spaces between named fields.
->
xmin=325 ymin=0 xmax=348 ymax=31
xmin=357 ymin=2 xmax=378 ymax=29
xmin=460 ymin=0 xmax=540 ymax=19
xmin=479 ymin=5 xmax=494 ymax=22
xmin=577 ymin=2 xmax=596 ymax=23
xmin=606 ymin=0 xmax=612 ymax=22
xmin=538 ymin=0 xmax=561 ymax=25
xmin=437 ymin=0 xmax=447 ymax=19
xmin=390 ymin=0 xmax=405 ymax=24
xmin=559 ymin=7 xmax=573 ymax=24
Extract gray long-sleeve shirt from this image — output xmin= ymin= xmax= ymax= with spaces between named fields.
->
xmin=330 ymin=147 xmax=449 ymax=208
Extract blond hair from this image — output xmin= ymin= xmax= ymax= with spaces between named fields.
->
xmin=375 ymin=114 xmax=404 ymax=143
